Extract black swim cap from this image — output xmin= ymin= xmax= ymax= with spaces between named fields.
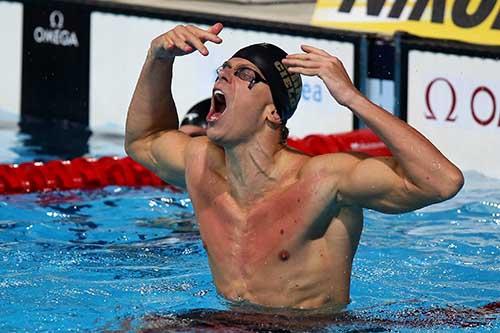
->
xmin=180 ymin=98 xmax=211 ymax=128
xmin=232 ymin=43 xmax=302 ymax=123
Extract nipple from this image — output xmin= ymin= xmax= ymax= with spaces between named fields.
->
xmin=279 ymin=249 xmax=290 ymax=261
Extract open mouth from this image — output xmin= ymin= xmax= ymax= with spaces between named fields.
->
xmin=207 ymin=89 xmax=227 ymax=123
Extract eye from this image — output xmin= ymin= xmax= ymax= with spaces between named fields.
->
xmin=236 ymin=68 xmax=256 ymax=81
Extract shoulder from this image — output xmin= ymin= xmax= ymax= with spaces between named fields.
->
xmin=297 ymin=151 xmax=370 ymax=180
xmin=184 ymin=136 xmax=224 ymax=169
xmin=185 ymin=136 xmax=219 ymax=156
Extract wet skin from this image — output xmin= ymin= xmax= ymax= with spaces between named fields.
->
xmin=185 ymin=138 xmax=363 ymax=309
xmin=125 ymin=23 xmax=463 ymax=312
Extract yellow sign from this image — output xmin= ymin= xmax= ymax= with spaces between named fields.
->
xmin=312 ymin=0 xmax=500 ymax=46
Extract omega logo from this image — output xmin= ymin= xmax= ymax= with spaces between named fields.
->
xmin=33 ymin=10 xmax=79 ymax=47
xmin=49 ymin=10 xmax=64 ymax=29
xmin=425 ymin=77 xmax=499 ymax=127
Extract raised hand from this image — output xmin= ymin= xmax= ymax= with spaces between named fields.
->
xmin=149 ymin=23 xmax=224 ymax=60
xmin=282 ymin=45 xmax=361 ymax=107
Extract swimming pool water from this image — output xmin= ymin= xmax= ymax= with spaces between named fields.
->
xmin=0 ymin=125 xmax=499 ymax=332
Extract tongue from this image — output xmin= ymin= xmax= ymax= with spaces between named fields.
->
xmin=207 ymin=108 xmax=222 ymax=122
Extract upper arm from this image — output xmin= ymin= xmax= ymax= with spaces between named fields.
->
xmin=334 ymin=153 xmax=433 ymax=213
xmin=125 ymin=129 xmax=192 ymax=188
xmin=304 ymin=152 xmax=433 ymax=214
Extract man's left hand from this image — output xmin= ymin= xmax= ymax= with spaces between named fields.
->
xmin=283 ymin=45 xmax=361 ymax=107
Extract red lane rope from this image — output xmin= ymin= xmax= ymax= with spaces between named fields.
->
xmin=288 ymin=128 xmax=390 ymax=156
xmin=0 ymin=129 xmax=390 ymax=195
xmin=0 ymin=157 xmax=172 ymax=195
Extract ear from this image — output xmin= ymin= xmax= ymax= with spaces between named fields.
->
xmin=265 ymin=104 xmax=282 ymax=128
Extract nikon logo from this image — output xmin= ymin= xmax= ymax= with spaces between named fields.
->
xmin=338 ymin=0 xmax=500 ymax=29
xmin=33 ymin=10 xmax=80 ymax=47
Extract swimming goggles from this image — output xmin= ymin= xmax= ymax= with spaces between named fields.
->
xmin=216 ymin=61 xmax=268 ymax=89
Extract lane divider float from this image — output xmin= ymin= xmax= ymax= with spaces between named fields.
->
xmin=0 ymin=129 xmax=389 ymax=194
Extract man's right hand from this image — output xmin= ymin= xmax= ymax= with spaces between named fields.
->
xmin=126 ymin=23 xmax=223 ymax=189
xmin=149 ymin=23 xmax=224 ymax=60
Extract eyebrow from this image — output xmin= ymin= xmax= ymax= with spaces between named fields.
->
xmin=226 ymin=60 xmax=262 ymax=75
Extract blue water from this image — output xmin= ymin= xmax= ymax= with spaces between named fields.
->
xmin=0 ymin=124 xmax=499 ymax=332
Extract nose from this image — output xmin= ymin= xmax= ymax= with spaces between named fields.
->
xmin=216 ymin=66 xmax=231 ymax=83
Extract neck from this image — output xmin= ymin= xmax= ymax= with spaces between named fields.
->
xmin=224 ymin=135 xmax=284 ymax=203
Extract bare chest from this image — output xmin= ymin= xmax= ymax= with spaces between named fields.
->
xmin=187 ymin=173 xmax=337 ymax=266
xmin=185 ymin=165 xmax=362 ymax=307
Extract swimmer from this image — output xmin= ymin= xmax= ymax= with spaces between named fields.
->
xmin=125 ymin=23 xmax=464 ymax=310
xmin=179 ymin=98 xmax=211 ymax=137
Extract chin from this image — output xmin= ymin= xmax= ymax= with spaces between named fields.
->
xmin=206 ymin=126 xmax=226 ymax=146
xmin=207 ymin=126 xmax=240 ymax=148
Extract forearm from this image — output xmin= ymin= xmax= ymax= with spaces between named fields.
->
xmin=347 ymin=93 xmax=463 ymax=198
xmin=125 ymin=54 xmax=178 ymax=148
xmin=284 ymin=46 xmax=463 ymax=207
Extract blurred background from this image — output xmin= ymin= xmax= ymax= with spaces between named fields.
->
xmin=1 ymin=0 xmax=499 ymax=177
xmin=0 ymin=1 xmax=499 ymax=332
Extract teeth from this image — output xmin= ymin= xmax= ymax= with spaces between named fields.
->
xmin=208 ymin=114 xmax=219 ymax=122
xmin=214 ymin=89 xmax=224 ymax=97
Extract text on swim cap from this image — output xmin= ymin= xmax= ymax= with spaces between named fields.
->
xmin=274 ymin=61 xmax=301 ymax=110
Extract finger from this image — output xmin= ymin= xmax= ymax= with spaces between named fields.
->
xmin=301 ymin=44 xmax=330 ymax=57
xmin=208 ymin=22 xmax=224 ymax=36
xmin=186 ymin=25 xmax=223 ymax=44
xmin=285 ymin=53 xmax=326 ymax=62
xmin=285 ymin=53 xmax=309 ymax=60
xmin=162 ymin=35 xmax=175 ymax=49
xmin=169 ymin=30 xmax=193 ymax=53
xmin=179 ymin=28 xmax=209 ymax=55
xmin=287 ymin=67 xmax=319 ymax=77
xmin=282 ymin=58 xmax=322 ymax=69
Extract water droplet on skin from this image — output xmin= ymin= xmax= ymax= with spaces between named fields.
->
xmin=431 ymin=161 xmax=442 ymax=170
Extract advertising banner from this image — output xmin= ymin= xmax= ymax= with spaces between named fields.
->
xmin=0 ymin=1 xmax=23 ymax=120
xmin=313 ymin=0 xmax=500 ymax=46
xmin=22 ymin=2 xmax=90 ymax=125
xmin=405 ymin=49 xmax=500 ymax=179
xmin=90 ymin=13 xmax=357 ymax=137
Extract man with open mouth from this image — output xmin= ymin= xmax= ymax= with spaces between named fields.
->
xmin=125 ymin=22 xmax=463 ymax=311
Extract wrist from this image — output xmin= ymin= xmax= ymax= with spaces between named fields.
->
xmin=147 ymin=47 xmax=175 ymax=64
xmin=340 ymin=89 xmax=364 ymax=108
